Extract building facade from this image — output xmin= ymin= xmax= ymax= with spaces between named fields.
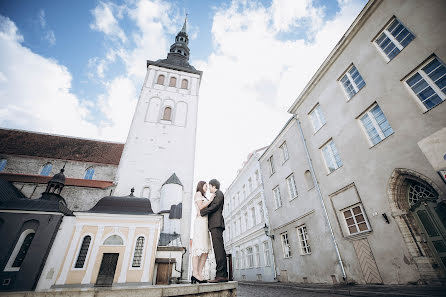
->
xmin=268 ymin=0 xmax=446 ymax=285
xmin=259 ymin=118 xmax=342 ymax=284
xmin=223 ymin=148 xmax=276 ymax=282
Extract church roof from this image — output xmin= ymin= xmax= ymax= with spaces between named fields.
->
xmin=162 ymin=173 xmax=183 ymax=187
xmin=0 ymin=177 xmax=26 ymax=201
xmin=89 ymin=191 xmax=154 ymax=215
xmin=0 ymin=128 xmax=124 ymax=165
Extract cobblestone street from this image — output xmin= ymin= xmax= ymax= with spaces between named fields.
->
xmin=237 ymin=283 xmax=347 ymax=297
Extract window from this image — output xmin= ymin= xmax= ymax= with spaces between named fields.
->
xmin=374 ymin=17 xmax=415 ymax=62
xmin=297 ymin=225 xmax=311 ymax=255
xmin=309 ymin=104 xmax=326 ymax=132
xmin=251 ymin=207 xmax=256 ymax=226
xmin=103 ymin=235 xmax=124 ymax=245
xmin=142 ymin=187 xmax=150 ymax=198
xmin=248 ymin=178 xmax=253 ymax=192
xmin=247 ymin=247 xmax=254 ymax=268
xmin=255 ymin=170 xmax=261 ymax=186
xmin=132 ymin=236 xmax=145 ymax=267
xmin=84 ymin=167 xmax=94 ymax=180
xmin=321 ymin=140 xmax=343 ymax=173
xmin=244 ymin=213 xmax=249 ymax=231
xmin=273 ymin=186 xmax=282 ymax=209
xmin=360 ymin=104 xmax=394 ymax=146
xmin=343 ymin=204 xmax=370 ymax=235
xmin=75 ymin=235 xmax=91 ymax=268
xmin=0 ymin=159 xmax=6 ymax=171
xmin=228 ymin=226 xmax=231 ymax=240
xmin=280 ymin=232 xmax=291 ymax=258
xmin=181 ymin=79 xmax=188 ymax=89
xmin=268 ymin=156 xmax=275 ymax=175
xmin=162 ymin=107 xmax=172 ymax=121
xmin=238 ymin=217 xmax=242 ymax=234
xmin=340 ymin=65 xmax=366 ymax=99
xmin=233 ymin=222 xmax=236 ymax=238
xmin=258 ymin=202 xmax=264 ymax=222
xmin=5 ymin=230 xmax=36 ymax=271
xmin=40 ymin=163 xmax=52 ymax=176
xmin=235 ymin=251 xmax=240 ymax=269
xmin=405 ymin=56 xmax=446 ymax=111
xmin=304 ymin=170 xmax=314 ymax=190
xmin=237 ymin=192 xmax=240 ymax=204
xmin=169 ymin=76 xmax=177 ymax=87
xmin=263 ymin=241 xmax=271 ymax=266
xmin=156 ymin=74 xmax=165 ymax=85
xmin=286 ymin=174 xmax=298 ymax=200
xmin=243 ymin=185 xmax=247 ymax=199
xmin=241 ymin=250 xmax=246 ymax=269
xmin=279 ymin=142 xmax=289 ymax=163
xmin=254 ymin=244 xmax=260 ymax=267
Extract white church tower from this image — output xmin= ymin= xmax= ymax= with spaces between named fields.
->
xmin=114 ymin=17 xmax=202 ymax=282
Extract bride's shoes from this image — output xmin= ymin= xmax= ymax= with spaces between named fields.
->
xmin=191 ymin=275 xmax=207 ymax=284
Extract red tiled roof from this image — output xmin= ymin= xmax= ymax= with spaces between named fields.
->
xmin=0 ymin=172 xmax=114 ymax=189
xmin=0 ymin=128 xmax=124 ymax=165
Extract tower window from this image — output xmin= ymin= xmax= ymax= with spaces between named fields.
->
xmin=156 ymin=75 xmax=165 ymax=85
xmin=84 ymin=167 xmax=94 ymax=180
xmin=181 ymin=79 xmax=188 ymax=89
xmin=169 ymin=77 xmax=177 ymax=87
xmin=132 ymin=236 xmax=145 ymax=267
xmin=162 ymin=107 xmax=172 ymax=121
xmin=40 ymin=163 xmax=53 ymax=176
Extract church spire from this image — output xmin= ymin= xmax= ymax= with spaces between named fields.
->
xmin=180 ymin=15 xmax=187 ymax=33
xmin=166 ymin=16 xmax=190 ymax=62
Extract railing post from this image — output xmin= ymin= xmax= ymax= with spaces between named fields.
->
xmin=226 ymin=253 xmax=233 ymax=281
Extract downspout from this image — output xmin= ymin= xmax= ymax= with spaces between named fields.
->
xmin=295 ymin=116 xmax=347 ymax=281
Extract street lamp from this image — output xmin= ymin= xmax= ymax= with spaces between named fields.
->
xmin=264 ymin=223 xmax=274 ymax=240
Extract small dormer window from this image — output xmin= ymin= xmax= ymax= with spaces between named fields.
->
xmin=156 ymin=74 xmax=165 ymax=85
xmin=162 ymin=107 xmax=172 ymax=121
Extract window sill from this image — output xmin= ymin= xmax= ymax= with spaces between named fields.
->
xmin=289 ymin=196 xmax=298 ymax=202
xmin=283 ymin=256 xmax=292 ymax=259
xmin=345 ymin=86 xmax=366 ymax=102
xmin=282 ymin=159 xmax=289 ymax=165
xmin=368 ymin=132 xmax=394 ymax=149
xmin=344 ymin=229 xmax=372 ymax=240
xmin=300 ymin=252 xmax=312 ymax=256
xmin=326 ymin=165 xmax=343 ymax=176
xmin=313 ymin=123 xmax=326 ymax=135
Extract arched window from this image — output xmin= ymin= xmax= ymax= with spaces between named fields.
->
xmin=5 ymin=229 xmax=35 ymax=271
xmin=103 ymin=235 xmax=123 ymax=245
xmin=156 ymin=75 xmax=165 ymax=85
xmin=0 ymin=159 xmax=6 ymax=171
xmin=132 ymin=236 xmax=145 ymax=267
xmin=162 ymin=107 xmax=172 ymax=121
xmin=407 ymin=180 xmax=438 ymax=208
xmin=40 ymin=163 xmax=53 ymax=176
xmin=84 ymin=167 xmax=94 ymax=180
xmin=75 ymin=235 xmax=91 ymax=268
xmin=304 ymin=170 xmax=314 ymax=190
xmin=181 ymin=79 xmax=188 ymax=89
xmin=142 ymin=187 xmax=150 ymax=198
xmin=169 ymin=77 xmax=177 ymax=87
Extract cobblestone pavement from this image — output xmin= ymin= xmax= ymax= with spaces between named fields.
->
xmin=237 ymin=283 xmax=348 ymax=297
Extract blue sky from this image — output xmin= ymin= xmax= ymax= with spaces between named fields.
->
xmin=0 ymin=0 xmax=367 ymax=188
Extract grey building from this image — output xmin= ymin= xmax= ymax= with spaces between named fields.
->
xmin=261 ymin=0 xmax=446 ymax=285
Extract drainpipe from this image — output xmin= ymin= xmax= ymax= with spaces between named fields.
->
xmin=295 ymin=116 xmax=347 ymax=281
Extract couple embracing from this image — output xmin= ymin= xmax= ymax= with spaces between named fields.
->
xmin=191 ymin=179 xmax=228 ymax=283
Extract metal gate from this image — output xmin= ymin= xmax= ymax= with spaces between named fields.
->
xmin=95 ymin=253 xmax=119 ymax=287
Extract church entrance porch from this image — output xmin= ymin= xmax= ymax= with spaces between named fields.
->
xmin=95 ymin=253 xmax=119 ymax=287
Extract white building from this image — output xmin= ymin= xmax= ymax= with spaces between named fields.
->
xmin=223 ymin=148 xmax=276 ymax=282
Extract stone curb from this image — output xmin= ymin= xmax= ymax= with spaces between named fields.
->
xmin=238 ymin=282 xmax=445 ymax=297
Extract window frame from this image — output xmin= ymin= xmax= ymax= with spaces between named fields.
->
xmin=373 ymin=16 xmax=415 ymax=63
xmin=308 ymin=104 xmax=326 ymax=133
xmin=40 ymin=163 xmax=53 ymax=176
xmin=181 ymin=78 xmax=188 ymax=89
xmin=280 ymin=232 xmax=291 ymax=258
xmin=254 ymin=244 xmax=261 ymax=268
xmin=84 ymin=167 xmax=94 ymax=180
xmin=358 ymin=103 xmax=394 ymax=147
xmin=279 ymin=141 xmax=289 ymax=163
xmin=162 ymin=106 xmax=173 ymax=121
xmin=286 ymin=173 xmax=298 ymax=201
xmin=156 ymin=74 xmax=165 ymax=85
xmin=268 ymin=155 xmax=275 ymax=175
xmin=169 ymin=76 xmax=177 ymax=87
xmin=130 ymin=235 xmax=146 ymax=269
xmin=339 ymin=64 xmax=366 ymax=100
xmin=320 ymin=139 xmax=343 ymax=174
xmin=296 ymin=225 xmax=311 ymax=255
xmin=342 ymin=204 xmax=371 ymax=236
xmin=273 ymin=186 xmax=282 ymax=209
xmin=4 ymin=229 xmax=36 ymax=272
xmin=263 ymin=241 xmax=271 ymax=266
xmin=246 ymin=247 xmax=254 ymax=268
xmin=72 ymin=234 xmax=93 ymax=270
xmin=403 ymin=55 xmax=446 ymax=112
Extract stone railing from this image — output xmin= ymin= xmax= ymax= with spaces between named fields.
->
xmin=1 ymin=282 xmax=237 ymax=297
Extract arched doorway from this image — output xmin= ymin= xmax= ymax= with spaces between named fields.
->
xmin=388 ymin=169 xmax=446 ymax=279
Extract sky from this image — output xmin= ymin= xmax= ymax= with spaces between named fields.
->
xmin=0 ymin=0 xmax=367 ymax=191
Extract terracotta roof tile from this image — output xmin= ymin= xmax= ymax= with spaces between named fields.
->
xmin=0 ymin=128 xmax=124 ymax=165
xmin=0 ymin=172 xmax=114 ymax=189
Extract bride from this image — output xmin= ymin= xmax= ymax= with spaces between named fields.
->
xmin=191 ymin=181 xmax=214 ymax=283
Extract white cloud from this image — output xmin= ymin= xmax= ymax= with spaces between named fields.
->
xmin=90 ymin=1 xmax=127 ymax=43
xmin=37 ymin=9 xmax=56 ymax=46
xmin=44 ymin=30 xmax=56 ymax=46
xmin=0 ymin=15 xmax=98 ymax=138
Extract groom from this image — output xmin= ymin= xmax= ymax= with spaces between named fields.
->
xmin=200 ymin=179 xmax=228 ymax=282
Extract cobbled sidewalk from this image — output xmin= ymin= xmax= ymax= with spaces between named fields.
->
xmin=239 ymin=281 xmax=446 ymax=297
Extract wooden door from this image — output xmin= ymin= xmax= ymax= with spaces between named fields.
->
xmin=156 ymin=263 xmax=172 ymax=285
xmin=95 ymin=253 xmax=119 ymax=287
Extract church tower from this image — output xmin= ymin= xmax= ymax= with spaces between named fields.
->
xmin=114 ymin=17 xmax=202 ymax=281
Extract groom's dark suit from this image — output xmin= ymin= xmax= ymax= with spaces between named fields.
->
xmin=200 ymin=189 xmax=228 ymax=279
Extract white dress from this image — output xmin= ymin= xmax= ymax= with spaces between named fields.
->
xmin=191 ymin=192 xmax=212 ymax=256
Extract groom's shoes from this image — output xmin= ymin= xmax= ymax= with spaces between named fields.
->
xmin=209 ymin=277 xmax=228 ymax=283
